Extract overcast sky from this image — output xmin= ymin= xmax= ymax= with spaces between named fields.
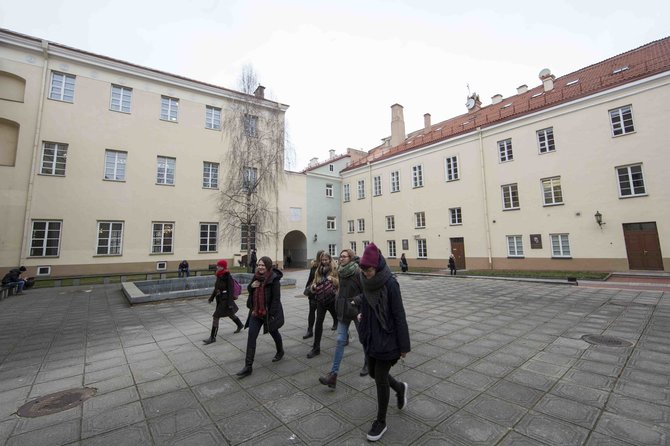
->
xmin=2 ymin=0 xmax=669 ymax=170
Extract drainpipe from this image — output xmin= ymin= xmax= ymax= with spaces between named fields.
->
xmin=20 ymin=39 xmax=50 ymax=265
xmin=367 ymin=161 xmax=374 ymax=242
xmin=477 ymin=127 xmax=493 ymax=269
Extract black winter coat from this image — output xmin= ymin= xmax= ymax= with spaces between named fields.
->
xmin=245 ymin=268 xmax=285 ymax=333
xmin=335 ymin=270 xmax=362 ymax=323
xmin=358 ymin=274 xmax=411 ymax=361
xmin=210 ymin=272 xmax=238 ymax=318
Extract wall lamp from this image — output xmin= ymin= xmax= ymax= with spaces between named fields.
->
xmin=594 ymin=211 xmax=605 ymax=228
xmin=313 ymin=233 xmax=318 ymax=242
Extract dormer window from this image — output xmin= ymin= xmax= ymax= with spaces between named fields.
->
xmin=566 ymin=79 xmax=579 ymax=86
xmin=612 ymin=66 xmax=629 ymax=74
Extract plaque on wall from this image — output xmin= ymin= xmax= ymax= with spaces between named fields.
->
xmin=402 ymin=239 xmax=409 ymax=250
xmin=530 ymin=234 xmax=542 ymax=249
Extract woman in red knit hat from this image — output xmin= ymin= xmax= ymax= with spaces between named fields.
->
xmin=203 ymin=259 xmax=244 ymax=344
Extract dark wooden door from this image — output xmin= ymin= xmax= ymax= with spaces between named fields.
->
xmin=450 ymin=237 xmax=466 ymax=270
xmin=623 ymin=222 xmax=664 ymax=270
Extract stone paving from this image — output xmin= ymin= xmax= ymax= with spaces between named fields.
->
xmin=0 ymin=270 xmax=669 ymax=445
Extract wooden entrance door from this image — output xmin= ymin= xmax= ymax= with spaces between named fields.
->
xmin=450 ymin=237 xmax=466 ymax=270
xmin=623 ymin=222 xmax=664 ymax=270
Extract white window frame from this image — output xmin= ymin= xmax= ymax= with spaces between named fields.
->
xmin=417 ymin=239 xmax=427 ymax=258
xmin=205 ymin=105 xmax=222 ymax=130
xmin=203 ymin=161 xmax=219 ymax=189
xmin=550 ymin=233 xmax=571 ymax=258
xmin=327 ymin=216 xmax=336 ymax=230
xmin=40 ymin=142 xmax=68 ymax=176
xmin=609 ymin=105 xmax=635 ymax=136
xmin=104 ymin=150 xmax=127 ymax=181
xmin=343 ymin=184 xmax=351 ymax=202
xmin=357 ymin=218 xmax=365 ymax=233
xmin=501 ymin=183 xmax=520 ymax=210
xmin=498 ymin=139 xmax=513 ymax=162
xmin=449 ymin=207 xmax=462 ymax=225
xmin=347 ymin=220 xmax=355 ymax=233
xmin=49 ymin=71 xmax=75 ymax=102
xmin=110 ymin=85 xmax=132 ymax=113
xmin=412 ymin=164 xmax=424 ymax=188
xmin=445 ymin=156 xmax=459 ymax=181
xmin=385 ymin=215 xmax=395 ymax=231
xmin=387 ymin=240 xmax=397 ymax=258
xmin=156 ymin=156 xmax=176 ymax=185
xmin=160 ymin=96 xmax=179 ymax=122
xmin=199 ymin=223 xmax=218 ymax=252
xmin=97 ymin=221 xmax=124 ymax=256
xmin=542 ymin=176 xmax=563 ymax=205
xmin=537 ymin=127 xmax=555 ymax=154
xmin=507 ymin=235 xmax=524 ymax=257
xmin=30 ymin=220 xmax=62 ymax=257
xmin=325 ymin=184 xmax=334 ymax=198
xmin=350 ymin=241 xmax=357 ymax=252
xmin=415 ymin=211 xmax=426 ymax=229
xmin=357 ymin=179 xmax=366 ymax=199
xmin=373 ymin=175 xmax=382 ymax=196
xmin=390 ymin=171 xmax=400 ymax=193
xmin=152 ymin=222 xmax=174 ymax=253
xmin=328 ymin=244 xmax=337 ymax=257
xmin=616 ymin=164 xmax=646 ymax=197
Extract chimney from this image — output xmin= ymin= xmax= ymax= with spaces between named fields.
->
xmin=390 ymin=104 xmax=406 ymax=147
xmin=424 ymin=113 xmax=431 ymax=130
xmin=309 ymin=157 xmax=318 ymax=167
xmin=539 ymin=69 xmax=555 ymax=92
xmin=517 ymin=84 xmax=528 ymax=94
xmin=254 ymin=85 xmax=265 ymax=98
xmin=491 ymin=94 xmax=503 ymax=104
xmin=329 ymin=149 xmax=336 ymax=159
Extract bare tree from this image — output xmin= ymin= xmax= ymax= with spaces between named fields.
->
xmin=218 ymin=65 xmax=286 ymax=271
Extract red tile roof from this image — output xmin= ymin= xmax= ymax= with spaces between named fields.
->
xmin=302 ymin=153 xmax=351 ymax=173
xmin=343 ymin=36 xmax=670 ymax=172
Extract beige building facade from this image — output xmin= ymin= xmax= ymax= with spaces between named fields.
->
xmin=0 ymin=29 xmax=306 ymax=277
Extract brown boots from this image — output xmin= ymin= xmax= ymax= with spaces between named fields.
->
xmin=319 ymin=372 xmax=337 ymax=389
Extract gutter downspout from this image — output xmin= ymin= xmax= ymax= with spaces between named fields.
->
xmin=477 ymin=127 xmax=493 ymax=269
xmin=20 ymin=39 xmax=50 ymax=265
xmin=367 ymin=161 xmax=374 ymax=242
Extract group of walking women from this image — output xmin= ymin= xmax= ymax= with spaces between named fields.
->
xmin=204 ymin=242 xmax=410 ymax=442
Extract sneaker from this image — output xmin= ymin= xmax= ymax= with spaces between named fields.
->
xmin=397 ymin=382 xmax=408 ymax=410
xmin=366 ymin=420 xmax=387 ymax=441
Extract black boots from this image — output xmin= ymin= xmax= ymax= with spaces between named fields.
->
xmin=360 ymin=357 xmax=369 ymax=376
xmin=237 ymin=347 xmax=255 ymax=378
xmin=203 ymin=326 xmax=218 ymax=345
xmin=302 ymin=331 xmax=313 ymax=339
xmin=233 ymin=317 xmax=244 ymax=333
xmin=273 ymin=339 xmax=284 ymax=362
xmin=306 ymin=348 xmax=320 ymax=359
xmin=236 ymin=365 xmax=252 ymax=377
xmin=319 ymin=372 xmax=337 ymax=389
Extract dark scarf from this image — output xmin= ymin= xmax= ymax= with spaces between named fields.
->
xmin=252 ymin=270 xmax=271 ymax=317
xmin=360 ymin=260 xmax=393 ymax=331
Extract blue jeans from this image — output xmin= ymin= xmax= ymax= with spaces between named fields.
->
xmin=6 ymin=280 xmax=24 ymax=293
xmin=331 ymin=319 xmax=360 ymax=374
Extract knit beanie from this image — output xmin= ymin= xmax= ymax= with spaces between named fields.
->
xmin=359 ymin=243 xmax=381 ymax=269
xmin=216 ymin=259 xmax=228 ymax=269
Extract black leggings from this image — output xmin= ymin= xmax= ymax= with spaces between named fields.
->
xmin=307 ymin=297 xmax=336 ymax=333
xmin=367 ymin=356 xmax=402 ymax=424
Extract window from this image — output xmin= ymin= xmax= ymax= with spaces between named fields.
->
xmin=241 ymin=224 xmax=256 ymax=251
xmin=357 ymin=218 xmax=365 ymax=232
xmin=200 ymin=223 xmax=218 ymax=252
xmin=327 ymin=216 xmax=336 ymax=230
xmin=49 ymin=72 xmax=75 ymax=102
xmin=363 ymin=240 xmax=370 ymax=248
xmin=347 ymin=220 xmax=355 ymax=233
xmin=412 ymin=165 xmax=424 ymax=188
xmin=537 ymin=128 xmax=555 ymax=153
xmin=385 ymin=215 xmax=395 ymax=231
xmin=610 ymin=105 xmax=634 ymax=136
xmin=329 ymin=164 xmax=334 ymax=172
xmin=326 ymin=184 xmax=334 ymax=198
xmin=415 ymin=211 xmax=426 ymax=228
xmin=501 ymin=183 xmax=520 ymax=210
xmin=205 ymin=105 xmax=222 ymax=130
xmin=152 ymin=222 xmax=174 ymax=253
xmin=542 ymin=177 xmax=563 ymax=205
xmin=104 ymin=150 xmax=126 ymax=181
xmin=203 ymin=162 xmax=219 ymax=189
xmin=343 ymin=184 xmax=351 ymax=202
xmin=445 ymin=156 xmax=459 ymax=181
xmin=550 ymin=234 xmax=571 ymax=258
xmin=617 ymin=164 xmax=646 ymax=197
xmin=244 ymin=114 xmax=258 ymax=137
xmin=417 ymin=239 xmax=427 ymax=258
xmin=30 ymin=220 xmax=61 ymax=257
xmin=40 ymin=142 xmax=68 ymax=176
xmin=498 ymin=139 xmax=513 ymax=162
xmin=350 ymin=241 xmax=357 ymax=252
xmin=449 ymin=207 xmax=462 ymax=225
xmin=387 ymin=240 xmax=397 ymax=258
xmin=110 ymin=85 xmax=132 ymax=113
xmin=328 ymin=244 xmax=337 ymax=257
xmin=373 ymin=175 xmax=382 ymax=196
xmin=507 ymin=235 xmax=524 ymax=257
xmin=160 ymin=96 xmax=179 ymax=121
xmin=390 ymin=171 xmax=400 ymax=192
xmin=357 ymin=179 xmax=365 ymax=199
xmin=97 ymin=221 xmax=123 ymax=255
xmin=243 ymin=166 xmax=258 ymax=192
xmin=156 ymin=156 xmax=176 ymax=185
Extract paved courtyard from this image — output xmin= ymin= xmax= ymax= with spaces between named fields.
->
xmin=0 ymin=270 xmax=669 ymax=445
